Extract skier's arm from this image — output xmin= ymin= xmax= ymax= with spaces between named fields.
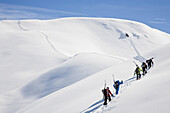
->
xmin=139 ymin=68 xmax=142 ymax=71
xmin=151 ymin=61 xmax=154 ymax=65
xmin=120 ymin=81 xmax=123 ymax=84
xmin=108 ymin=90 xmax=113 ymax=96
xmin=113 ymin=84 xmax=115 ymax=88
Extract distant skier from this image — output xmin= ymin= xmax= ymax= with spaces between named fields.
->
xmin=102 ymin=87 xmax=113 ymax=105
xmin=141 ymin=62 xmax=147 ymax=75
xmin=146 ymin=58 xmax=154 ymax=69
xmin=125 ymin=33 xmax=129 ymax=37
xmin=134 ymin=66 xmax=142 ymax=80
xmin=113 ymin=80 xmax=123 ymax=95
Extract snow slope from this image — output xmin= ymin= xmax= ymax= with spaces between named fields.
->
xmin=21 ymin=53 xmax=123 ymax=99
xmin=0 ymin=17 xmax=170 ymax=113
xmin=0 ymin=20 xmax=67 ymax=93
xmin=16 ymin=44 xmax=170 ymax=113
xmin=106 ymin=43 xmax=170 ymax=113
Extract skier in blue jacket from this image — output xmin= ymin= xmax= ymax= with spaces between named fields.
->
xmin=113 ymin=80 xmax=123 ymax=95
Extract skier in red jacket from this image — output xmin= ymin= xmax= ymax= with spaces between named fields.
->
xmin=102 ymin=87 xmax=113 ymax=105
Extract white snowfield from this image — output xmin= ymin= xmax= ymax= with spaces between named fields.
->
xmin=0 ymin=17 xmax=170 ymax=113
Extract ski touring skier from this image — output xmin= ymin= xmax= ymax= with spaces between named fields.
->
xmin=102 ymin=87 xmax=113 ymax=105
xmin=134 ymin=66 xmax=142 ymax=80
xmin=141 ymin=62 xmax=147 ymax=75
xmin=125 ymin=33 xmax=129 ymax=37
xmin=146 ymin=58 xmax=154 ymax=69
xmin=113 ymin=80 xmax=123 ymax=95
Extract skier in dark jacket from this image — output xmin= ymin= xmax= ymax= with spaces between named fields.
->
xmin=141 ymin=62 xmax=147 ymax=75
xmin=102 ymin=87 xmax=113 ymax=105
xmin=146 ymin=58 xmax=154 ymax=69
xmin=125 ymin=33 xmax=129 ymax=37
xmin=113 ymin=80 xmax=123 ymax=95
xmin=134 ymin=66 xmax=142 ymax=80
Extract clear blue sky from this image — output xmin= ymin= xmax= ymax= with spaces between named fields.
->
xmin=0 ymin=0 xmax=170 ymax=33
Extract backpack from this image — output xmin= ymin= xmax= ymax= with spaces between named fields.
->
xmin=135 ymin=67 xmax=140 ymax=73
xmin=141 ymin=63 xmax=146 ymax=68
xmin=114 ymin=81 xmax=119 ymax=89
xmin=102 ymin=89 xmax=107 ymax=95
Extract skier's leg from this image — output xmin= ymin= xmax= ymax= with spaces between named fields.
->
xmin=142 ymin=68 xmax=145 ymax=75
xmin=108 ymin=96 xmax=111 ymax=101
xmin=116 ymin=87 xmax=119 ymax=94
xmin=137 ymin=74 xmax=139 ymax=80
xmin=148 ymin=64 xmax=151 ymax=69
xmin=139 ymin=74 xmax=141 ymax=79
xmin=146 ymin=68 xmax=147 ymax=73
xmin=104 ymin=96 xmax=107 ymax=105
xmin=143 ymin=68 xmax=146 ymax=75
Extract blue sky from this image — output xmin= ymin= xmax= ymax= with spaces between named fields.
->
xmin=0 ymin=0 xmax=170 ymax=33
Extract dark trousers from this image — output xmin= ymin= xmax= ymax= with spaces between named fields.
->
xmin=108 ymin=96 xmax=111 ymax=101
xmin=104 ymin=96 xmax=107 ymax=105
xmin=137 ymin=73 xmax=141 ymax=80
xmin=115 ymin=87 xmax=120 ymax=95
xmin=103 ymin=96 xmax=111 ymax=105
xmin=142 ymin=67 xmax=147 ymax=75
xmin=148 ymin=63 xmax=152 ymax=69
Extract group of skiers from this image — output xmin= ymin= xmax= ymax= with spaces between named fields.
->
xmin=102 ymin=58 xmax=154 ymax=105
xmin=134 ymin=58 xmax=154 ymax=80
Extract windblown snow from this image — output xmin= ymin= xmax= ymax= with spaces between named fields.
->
xmin=0 ymin=17 xmax=170 ymax=113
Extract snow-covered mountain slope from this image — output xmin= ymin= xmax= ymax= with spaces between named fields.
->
xmin=0 ymin=17 xmax=170 ymax=113
xmin=0 ymin=53 xmax=123 ymax=113
xmin=16 ymin=44 xmax=170 ymax=113
xmin=0 ymin=20 xmax=67 ymax=93
xmin=106 ymin=43 xmax=170 ymax=113
xmin=21 ymin=53 xmax=123 ymax=99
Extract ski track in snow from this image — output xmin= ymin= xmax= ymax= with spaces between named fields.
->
xmin=18 ymin=20 xmax=29 ymax=31
xmin=18 ymin=20 xmax=66 ymax=56
xmin=38 ymin=31 xmax=66 ymax=55
xmin=76 ymin=52 xmax=127 ymax=62
xmin=128 ymin=38 xmax=140 ymax=56
xmin=127 ymin=37 xmax=146 ymax=63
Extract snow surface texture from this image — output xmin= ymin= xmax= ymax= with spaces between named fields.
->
xmin=0 ymin=17 xmax=170 ymax=113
